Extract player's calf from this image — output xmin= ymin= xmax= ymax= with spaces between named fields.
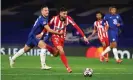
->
xmin=104 ymin=54 xmax=109 ymax=62
xmin=100 ymin=56 xmax=104 ymax=62
xmin=102 ymin=42 xmax=109 ymax=62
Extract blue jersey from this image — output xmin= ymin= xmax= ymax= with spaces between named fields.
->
xmin=104 ymin=14 xmax=123 ymax=42
xmin=28 ymin=15 xmax=48 ymax=37
xmin=104 ymin=14 xmax=123 ymax=31
xmin=26 ymin=15 xmax=48 ymax=47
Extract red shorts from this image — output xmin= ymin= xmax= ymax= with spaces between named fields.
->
xmin=51 ymin=36 xmax=65 ymax=47
xmin=99 ymin=37 xmax=109 ymax=46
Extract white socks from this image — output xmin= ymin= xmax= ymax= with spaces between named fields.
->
xmin=40 ymin=49 xmax=47 ymax=68
xmin=12 ymin=48 xmax=47 ymax=67
xmin=112 ymin=48 xmax=119 ymax=60
xmin=101 ymin=46 xmax=119 ymax=60
xmin=12 ymin=48 xmax=25 ymax=61
xmin=101 ymin=46 xmax=111 ymax=56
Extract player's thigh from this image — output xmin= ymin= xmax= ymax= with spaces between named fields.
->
xmin=38 ymin=40 xmax=47 ymax=49
xmin=105 ymin=38 xmax=109 ymax=46
xmin=56 ymin=46 xmax=64 ymax=54
xmin=110 ymin=42 xmax=117 ymax=48
xmin=52 ymin=38 xmax=63 ymax=52
xmin=102 ymin=38 xmax=109 ymax=47
xmin=101 ymin=41 xmax=106 ymax=47
xmin=99 ymin=38 xmax=106 ymax=47
xmin=61 ymin=39 xmax=65 ymax=47
xmin=52 ymin=37 xmax=61 ymax=47
xmin=108 ymin=31 xmax=118 ymax=48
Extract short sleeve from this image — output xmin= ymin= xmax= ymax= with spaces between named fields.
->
xmin=40 ymin=18 xmax=48 ymax=26
xmin=104 ymin=14 xmax=108 ymax=21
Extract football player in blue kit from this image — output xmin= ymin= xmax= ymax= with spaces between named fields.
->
xmin=100 ymin=6 xmax=123 ymax=63
xmin=9 ymin=6 xmax=63 ymax=69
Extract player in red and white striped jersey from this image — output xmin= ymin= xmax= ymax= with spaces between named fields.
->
xmin=51 ymin=7 xmax=88 ymax=72
xmin=88 ymin=12 xmax=109 ymax=62
xmin=38 ymin=7 xmax=88 ymax=73
xmin=49 ymin=12 xmax=86 ymax=39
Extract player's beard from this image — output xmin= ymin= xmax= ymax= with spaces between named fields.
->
xmin=60 ymin=16 xmax=66 ymax=21
xmin=97 ymin=18 xmax=102 ymax=21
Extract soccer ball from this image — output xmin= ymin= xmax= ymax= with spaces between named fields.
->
xmin=83 ymin=68 xmax=93 ymax=77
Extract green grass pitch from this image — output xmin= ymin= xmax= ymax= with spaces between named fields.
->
xmin=1 ymin=55 xmax=133 ymax=80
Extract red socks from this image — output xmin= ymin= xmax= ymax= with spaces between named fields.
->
xmin=46 ymin=45 xmax=54 ymax=54
xmin=46 ymin=45 xmax=69 ymax=68
xmin=103 ymin=46 xmax=108 ymax=58
xmin=60 ymin=53 xmax=69 ymax=68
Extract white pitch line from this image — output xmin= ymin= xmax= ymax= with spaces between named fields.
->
xmin=1 ymin=67 xmax=127 ymax=70
xmin=2 ymin=73 xmax=133 ymax=76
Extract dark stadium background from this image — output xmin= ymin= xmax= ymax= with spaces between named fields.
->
xmin=1 ymin=0 xmax=133 ymax=58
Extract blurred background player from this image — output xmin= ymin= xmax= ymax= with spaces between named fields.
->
xmin=88 ymin=11 xmax=109 ymax=62
xmin=37 ymin=7 xmax=88 ymax=73
xmin=9 ymin=6 xmax=63 ymax=69
xmin=100 ymin=6 xmax=123 ymax=63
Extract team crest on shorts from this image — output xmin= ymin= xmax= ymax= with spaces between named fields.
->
xmin=113 ymin=38 xmax=115 ymax=41
xmin=43 ymin=21 xmax=47 ymax=24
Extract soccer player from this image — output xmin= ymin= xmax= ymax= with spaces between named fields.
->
xmin=88 ymin=11 xmax=109 ymax=62
xmin=9 ymin=6 xmax=63 ymax=69
xmin=37 ymin=7 xmax=88 ymax=73
xmin=100 ymin=6 xmax=123 ymax=63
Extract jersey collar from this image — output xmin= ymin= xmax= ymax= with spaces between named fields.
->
xmin=41 ymin=15 xmax=48 ymax=19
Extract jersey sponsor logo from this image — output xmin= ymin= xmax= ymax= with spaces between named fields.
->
xmin=55 ymin=27 xmax=64 ymax=30
xmin=97 ymin=25 xmax=103 ymax=28
xmin=113 ymin=19 xmax=118 ymax=25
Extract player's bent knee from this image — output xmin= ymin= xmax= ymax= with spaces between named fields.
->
xmin=58 ymin=49 xmax=64 ymax=54
xmin=56 ymin=46 xmax=64 ymax=53
xmin=102 ymin=44 xmax=106 ymax=47
xmin=23 ymin=45 xmax=31 ymax=52
xmin=38 ymin=40 xmax=47 ymax=49
xmin=110 ymin=42 xmax=117 ymax=48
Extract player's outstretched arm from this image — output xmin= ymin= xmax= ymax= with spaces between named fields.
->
xmin=44 ymin=24 xmax=63 ymax=35
xmin=88 ymin=29 xmax=96 ymax=40
xmin=68 ymin=16 xmax=88 ymax=43
xmin=73 ymin=24 xmax=88 ymax=42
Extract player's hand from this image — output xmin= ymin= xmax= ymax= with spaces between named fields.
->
xmin=84 ymin=36 xmax=89 ymax=44
xmin=88 ymin=36 xmax=92 ymax=40
xmin=58 ymin=31 xmax=64 ymax=35
xmin=117 ymin=23 xmax=121 ymax=27
xmin=36 ymin=33 xmax=43 ymax=39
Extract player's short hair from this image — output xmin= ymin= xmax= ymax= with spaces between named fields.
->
xmin=96 ymin=11 xmax=104 ymax=18
xmin=109 ymin=6 xmax=117 ymax=9
xmin=41 ymin=5 xmax=48 ymax=10
xmin=59 ymin=7 xmax=67 ymax=12
xmin=96 ymin=11 xmax=104 ymax=16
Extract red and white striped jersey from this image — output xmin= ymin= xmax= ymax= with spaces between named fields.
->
xmin=94 ymin=20 xmax=108 ymax=40
xmin=49 ymin=15 xmax=85 ymax=39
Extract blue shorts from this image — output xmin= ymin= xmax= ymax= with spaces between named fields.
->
xmin=26 ymin=35 xmax=40 ymax=47
xmin=108 ymin=30 xmax=118 ymax=42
